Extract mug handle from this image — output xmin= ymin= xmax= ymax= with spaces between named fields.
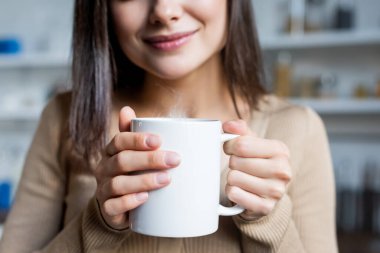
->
xmin=218 ymin=133 xmax=245 ymax=216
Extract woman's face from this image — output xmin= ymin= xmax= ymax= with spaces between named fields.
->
xmin=110 ymin=0 xmax=228 ymax=80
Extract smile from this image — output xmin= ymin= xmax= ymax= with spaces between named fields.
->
xmin=143 ymin=30 xmax=198 ymax=52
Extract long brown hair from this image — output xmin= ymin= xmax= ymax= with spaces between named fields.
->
xmin=70 ymin=0 xmax=267 ymax=162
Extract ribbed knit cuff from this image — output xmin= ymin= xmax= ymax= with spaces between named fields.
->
xmin=233 ymin=194 xmax=292 ymax=251
xmin=82 ymin=196 xmax=131 ymax=251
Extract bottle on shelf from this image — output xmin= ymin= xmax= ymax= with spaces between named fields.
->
xmin=334 ymin=0 xmax=356 ymax=30
xmin=286 ymin=0 xmax=306 ymax=35
xmin=376 ymin=78 xmax=380 ymax=98
xmin=319 ymin=73 xmax=338 ymax=99
xmin=274 ymin=52 xmax=293 ymax=97
xmin=305 ymin=0 xmax=326 ymax=33
xmin=353 ymin=84 xmax=369 ymax=99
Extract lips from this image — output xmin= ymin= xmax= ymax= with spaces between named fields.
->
xmin=143 ymin=30 xmax=198 ymax=52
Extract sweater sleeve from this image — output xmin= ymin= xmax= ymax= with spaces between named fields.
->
xmin=233 ymin=107 xmax=338 ymax=253
xmin=0 ymin=95 xmax=131 ymax=253
xmin=0 ymin=96 xmax=68 ymax=253
xmin=34 ymin=196 xmax=131 ymax=253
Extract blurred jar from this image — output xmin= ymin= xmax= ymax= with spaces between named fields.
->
xmin=305 ymin=0 xmax=326 ymax=32
xmin=354 ymin=84 xmax=369 ymax=99
xmin=319 ymin=73 xmax=338 ymax=99
xmin=297 ymin=76 xmax=320 ymax=98
xmin=274 ymin=52 xmax=293 ymax=97
xmin=334 ymin=0 xmax=355 ymax=30
xmin=286 ymin=0 xmax=306 ymax=34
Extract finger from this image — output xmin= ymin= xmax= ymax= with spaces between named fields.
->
xmin=229 ymin=155 xmax=292 ymax=181
xmin=224 ymin=136 xmax=290 ymax=159
xmin=102 ymin=172 xmax=171 ymax=197
xmin=227 ymin=169 xmax=286 ymax=200
xmin=107 ymin=214 xmax=129 ymax=230
xmin=102 ymin=192 xmax=148 ymax=217
xmin=106 ymin=132 xmax=161 ymax=156
xmin=222 ymin=120 xmax=254 ymax=136
xmin=119 ymin=106 xmax=136 ymax=132
xmin=226 ymin=185 xmax=276 ymax=217
xmin=106 ymin=150 xmax=181 ymax=176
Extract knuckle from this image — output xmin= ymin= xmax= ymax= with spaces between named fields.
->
xmin=226 ymin=185 xmax=240 ymax=201
xmin=227 ymin=170 xmax=239 ymax=186
xmin=223 ymin=142 xmax=232 ymax=154
xmin=113 ymin=134 xmax=122 ymax=150
xmin=109 ymin=177 xmax=122 ymax=195
xmin=149 ymin=151 xmax=164 ymax=167
xmin=229 ymin=155 xmax=238 ymax=169
xmin=120 ymin=195 xmax=133 ymax=211
xmin=102 ymin=201 xmax=114 ymax=217
xmin=114 ymin=153 xmax=124 ymax=168
xmin=258 ymin=200 xmax=274 ymax=216
xmin=273 ymin=161 xmax=292 ymax=181
xmin=268 ymin=185 xmax=284 ymax=200
xmin=283 ymin=168 xmax=292 ymax=182
xmin=134 ymin=133 xmax=146 ymax=148
xmin=141 ymin=174 xmax=155 ymax=189
xmin=235 ymin=139 xmax=248 ymax=155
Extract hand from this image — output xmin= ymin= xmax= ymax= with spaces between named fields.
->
xmin=223 ymin=120 xmax=291 ymax=220
xmin=94 ymin=107 xmax=181 ymax=230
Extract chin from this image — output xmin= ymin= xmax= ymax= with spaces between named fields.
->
xmin=149 ymin=65 xmax=198 ymax=81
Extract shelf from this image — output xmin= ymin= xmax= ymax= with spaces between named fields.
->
xmin=0 ymin=53 xmax=70 ymax=68
xmin=0 ymin=99 xmax=379 ymax=122
xmin=260 ymin=30 xmax=380 ymax=50
xmin=290 ymin=98 xmax=380 ymax=114
xmin=0 ymin=107 xmax=43 ymax=121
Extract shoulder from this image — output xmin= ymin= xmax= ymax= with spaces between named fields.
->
xmin=256 ymin=95 xmax=330 ymax=176
xmin=256 ymin=95 xmax=324 ymax=139
xmin=43 ymin=91 xmax=71 ymax=116
xmin=41 ymin=91 xmax=72 ymax=123
xmin=36 ymin=91 xmax=72 ymax=145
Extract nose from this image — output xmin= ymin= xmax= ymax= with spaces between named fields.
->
xmin=149 ymin=0 xmax=183 ymax=26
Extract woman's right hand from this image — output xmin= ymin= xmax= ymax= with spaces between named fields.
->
xmin=94 ymin=107 xmax=181 ymax=230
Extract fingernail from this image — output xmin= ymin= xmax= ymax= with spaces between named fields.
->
xmin=156 ymin=172 xmax=170 ymax=184
xmin=164 ymin=152 xmax=181 ymax=166
xmin=146 ymin=135 xmax=160 ymax=148
xmin=135 ymin=192 xmax=148 ymax=201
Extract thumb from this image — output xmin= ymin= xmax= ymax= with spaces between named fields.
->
xmin=222 ymin=119 xmax=255 ymax=136
xmin=119 ymin=106 xmax=137 ymax=132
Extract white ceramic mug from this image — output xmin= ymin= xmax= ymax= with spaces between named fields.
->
xmin=129 ymin=118 xmax=244 ymax=238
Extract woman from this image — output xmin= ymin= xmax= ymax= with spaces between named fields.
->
xmin=0 ymin=0 xmax=337 ymax=252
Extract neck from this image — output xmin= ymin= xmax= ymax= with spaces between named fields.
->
xmin=116 ymin=54 xmax=250 ymax=121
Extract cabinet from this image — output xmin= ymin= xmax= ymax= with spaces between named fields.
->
xmin=253 ymin=0 xmax=380 ymax=251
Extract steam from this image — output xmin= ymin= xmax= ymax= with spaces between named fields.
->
xmin=150 ymin=80 xmax=192 ymax=119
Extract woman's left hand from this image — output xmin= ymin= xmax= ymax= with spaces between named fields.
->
xmin=223 ymin=120 xmax=292 ymax=220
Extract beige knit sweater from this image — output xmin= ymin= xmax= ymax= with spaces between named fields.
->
xmin=0 ymin=92 xmax=338 ymax=253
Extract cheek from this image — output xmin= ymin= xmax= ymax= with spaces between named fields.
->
xmin=111 ymin=3 xmax=147 ymax=46
xmin=191 ymin=0 xmax=228 ymax=49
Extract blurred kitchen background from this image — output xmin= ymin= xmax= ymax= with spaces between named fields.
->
xmin=0 ymin=0 xmax=379 ymax=252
